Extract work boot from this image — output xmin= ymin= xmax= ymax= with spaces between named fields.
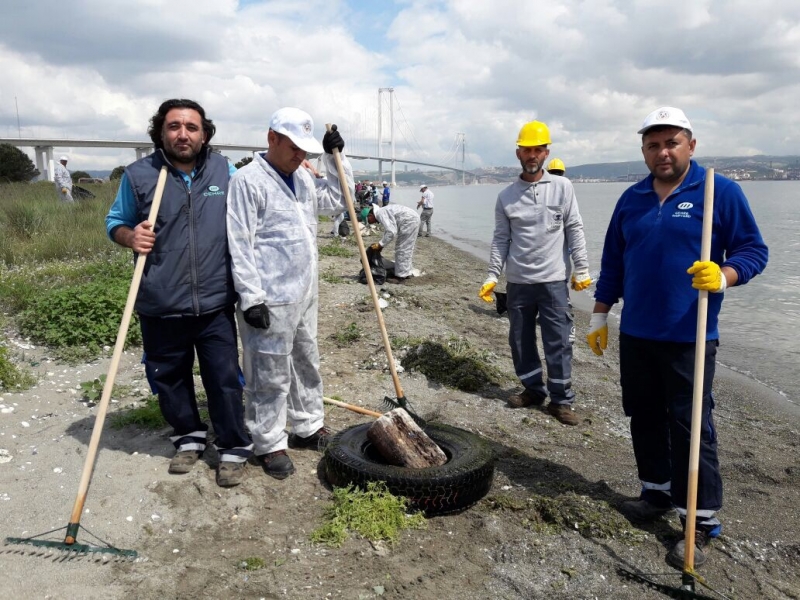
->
xmin=546 ymin=402 xmax=579 ymax=426
xmin=619 ymin=498 xmax=677 ymax=523
xmin=667 ymin=529 xmax=710 ymax=569
xmin=507 ymin=389 xmax=546 ymax=408
xmin=216 ymin=461 xmax=246 ymax=487
xmin=289 ymin=426 xmax=333 ymax=451
xmin=168 ymin=450 xmax=202 ymax=474
xmin=257 ymin=450 xmax=295 ymax=480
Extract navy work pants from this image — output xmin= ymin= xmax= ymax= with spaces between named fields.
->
xmin=139 ymin=307 xmax=252 ymax=462
xmin=620 ymin=332 xmax=722 ymax=531
xmin=507 ymin=281 xmax=575 ymax=405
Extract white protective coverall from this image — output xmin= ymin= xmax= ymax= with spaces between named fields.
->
xmin=53 ymin=162 xmax=74 ymax=203
xmin=372 ymin=203 xmax=420 ymax=278
xmin=227 ymin=151 xmax=354 ymax=455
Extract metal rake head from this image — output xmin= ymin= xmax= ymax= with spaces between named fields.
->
xmin=378 ymin=395 xmax=426 ymax=427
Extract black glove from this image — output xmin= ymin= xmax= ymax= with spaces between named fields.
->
xmin=322 ymin=124 xmax=345 ymax=154
xmin=243 ymin=304 xmax=270 ymax=329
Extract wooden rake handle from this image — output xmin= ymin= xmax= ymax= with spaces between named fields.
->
xmin=683 ymin=168 xmax=714 ymax=572
xmin=325 ymin=124 xmax=405 ymax=400
xmin=65 ymin=165 xmax=169 ymax=545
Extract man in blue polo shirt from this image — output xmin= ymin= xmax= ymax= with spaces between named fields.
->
xmin=588 ymin=106 xmax=768 ymax=568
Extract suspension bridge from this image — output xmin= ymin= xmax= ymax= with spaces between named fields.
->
xmin=1 ymin=88 xmax=476 ymax=185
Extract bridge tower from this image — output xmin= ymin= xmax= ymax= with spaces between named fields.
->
xmin=456 ymin=132 xmax=466 ymax=185
xmin=377 ymin=87 xmax=396 ymax=186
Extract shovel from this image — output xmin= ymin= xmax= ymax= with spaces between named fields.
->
xmin=325 ymin=125 xmax=423 ymax=425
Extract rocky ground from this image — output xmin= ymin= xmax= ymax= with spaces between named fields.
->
xmin=1 ymin=229 xmax=799 ymax=600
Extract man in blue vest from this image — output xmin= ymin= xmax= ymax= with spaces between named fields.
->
xmin=105 ymin=99 xmax=253 ymax=487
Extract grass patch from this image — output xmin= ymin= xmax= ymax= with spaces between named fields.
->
xmin=319 ymin=240 xmax=353 ymax=257
xmin=109 ymin=394 xmax=209 ymax=429
xmin=78 ymin=374 xmax=133 ymax=403
xmin=332 ymin=322 xmax=361 ymax=347
xmin=311 ymin=482 xmax=426 ymax=547
xmin=237 ymin=557 xmax=266 ymax=571
xmin=484 ymin=492 xmax=647 ymax=542
xmin=401 ymin=337 xmax=507 ymax=392
xmin=0 ymin=343 xmax=37 ymax=391
xmin=321 ymin=266 xmax=345 ymax=284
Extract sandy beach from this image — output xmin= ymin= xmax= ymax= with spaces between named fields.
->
xmin=1 ymin=231 xmax=798 ymax=599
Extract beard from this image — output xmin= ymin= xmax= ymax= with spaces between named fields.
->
xmin=520 ymin=159 xmax=542 ymax=176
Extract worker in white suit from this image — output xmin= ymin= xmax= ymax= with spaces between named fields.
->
xmin=226 ymin=108 xmax=354 ymax=479
xmin=54 ymin=156 xmax=74 ymax=203
xmin=364 ymin=203 xmax=420 ymax=282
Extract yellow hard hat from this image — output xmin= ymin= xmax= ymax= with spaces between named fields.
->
xmin=516 ymin=121 xmax=551 ymax=147
xmin=547 ymin=158 xmax=566 ymax=173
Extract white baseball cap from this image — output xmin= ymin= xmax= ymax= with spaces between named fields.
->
xmin=268 ymin=107 xmax=323 ymax=154
xmin=59 ymin=155 xmax=68 ymax=161
xmin=419 ymin=185 xmax=427 ymax=191
xmin=638 ymin=106 xmax=692 ymax=135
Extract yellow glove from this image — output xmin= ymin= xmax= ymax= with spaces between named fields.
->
xmin=478 ymin=281 xmax=496 ymax=303
xmin=370 ymin=243 xmax=382 ymax=252
xmin=61 ymin=187 xmax=68 ymax=194
xmin=586 ymin=313 xmax=608 ymax=356
xmin=571 ymin=270 xmax=592 ymax=292
xmin=687 ymin=260 xmax=727 ymax=293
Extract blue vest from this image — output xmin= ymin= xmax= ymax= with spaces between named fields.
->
xmin=125 ymin=148 xmax=237 ymax=317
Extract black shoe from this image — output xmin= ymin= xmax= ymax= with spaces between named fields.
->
xmin=168 ymin=450 xmax=202 ymax=474
xmin=288 ymin=426 xmax=333 ymax=451
xmin=667 ymin=529 xmax=711 ymax=569
xmin=619 ymin=498 xmax=676 ymax=523
xmin=257 ymin=450 xmax=295 ymax=479
xmin=507 ymin=389 xmax=546 ymax=408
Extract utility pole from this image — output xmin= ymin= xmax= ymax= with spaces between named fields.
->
xmin=378 ymin=87 xmax=396 ymax=186
xmin=15 ymin=96 xmax=21 ymax=137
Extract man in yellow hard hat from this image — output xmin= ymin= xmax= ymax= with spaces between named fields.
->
xmin=478 ymin=120 xmax=592 ymax=426
xmin=547 ymin=157 xmax=566 ymax=176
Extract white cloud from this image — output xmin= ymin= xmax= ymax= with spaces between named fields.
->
xmin=1 ymin=0 xmax=799 ymax=172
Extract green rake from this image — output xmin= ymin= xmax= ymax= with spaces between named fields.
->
xmin=4 ymin=165 xmax=168 ymax=560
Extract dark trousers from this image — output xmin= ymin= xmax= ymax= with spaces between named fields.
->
xmin=620 ymin=333 xmax=722 ymax=529
xmin=507 ymin=281 xmax=575 ymax=404
xmin=140 ymin=308 xmax=251 ymax=459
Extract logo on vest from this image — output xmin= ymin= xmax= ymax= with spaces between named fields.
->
xmin=677 ymin=202 xmax=693 ymax=210
xmin=203 ymin=185 xmax=225 ymax=197
xmin=673 ymin=201 xmax=693 ymax=219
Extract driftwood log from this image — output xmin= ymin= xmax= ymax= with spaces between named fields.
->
xmin=367 ymin=408 xmax=447 ymax=468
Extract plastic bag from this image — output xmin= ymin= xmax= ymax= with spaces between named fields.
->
xmin=358 ymin=246 xmax=387 ymax=285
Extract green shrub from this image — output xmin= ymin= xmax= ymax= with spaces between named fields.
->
xmin=0 ymin=344 xmax=36 ymax=391
xmin=18 ymin=277 xmax=140 ymax=352
xmin=332 ymin=322 xmax=361 ymax=346
xmin=109 ymin=395 xmax=166 ymax=429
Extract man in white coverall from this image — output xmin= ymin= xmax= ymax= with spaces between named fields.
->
xmin=227 ymin=108 xmax=354 ymax=479
xmin=54 ymin=156 xmax=74 ymax=203
xmin=479 ymin=120 xmax=592 ymax=426
xmin=365 ymin=203 xmax=420 ymax=282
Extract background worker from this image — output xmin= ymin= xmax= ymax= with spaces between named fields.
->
xmin=54 ymin=155 xmax=74 ymax=203
xmin=587 ymin=107 xmax=768 ymax=568
xmin=479 ymin=120 xmax=592 ymax=426
xmin=364 ymin=203 xmax=420 ymax=283
xmin=226 ymin=108 xmax=353 ymax=480
xmin=417 ymin=184 xmax=434 ymax=236
xmin=105 ymin=98 xmax=253 ymax=487
xmin=382 ymin=181 xmax=391 ymax=206
xmin=547 ymin=157 xmax=566 ymax=176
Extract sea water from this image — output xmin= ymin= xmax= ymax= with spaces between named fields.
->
xmin=389 ymin=180 xmax=799 ymax=405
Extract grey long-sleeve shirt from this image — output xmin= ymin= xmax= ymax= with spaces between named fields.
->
xmin=487 ymin=172 xmax=589 ymax=284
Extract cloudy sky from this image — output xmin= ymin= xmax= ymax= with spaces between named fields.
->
xmin=2 ymin=0 xmax=799 ymax=172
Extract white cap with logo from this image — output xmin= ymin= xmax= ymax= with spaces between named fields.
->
xmin=59 ymin=155 xmax=69 ymax=162
xmin=419 ymin=185 xmax=427 ymax=191
xmin=638 ymin=106 xmax=692 ymax=135
xmin=269 ymin=107 xmax=324 ymax=154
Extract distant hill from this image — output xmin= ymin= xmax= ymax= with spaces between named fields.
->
xmin=568 ymin=155 xmax=800 ymax=182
